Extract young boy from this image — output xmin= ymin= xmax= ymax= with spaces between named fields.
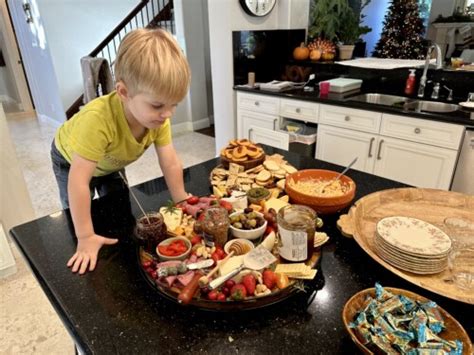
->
xmin=51 ymin=28 xmax=191 ymax=275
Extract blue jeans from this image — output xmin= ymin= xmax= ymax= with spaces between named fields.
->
xmin=50 ymin=142 xmax=127 ymax=209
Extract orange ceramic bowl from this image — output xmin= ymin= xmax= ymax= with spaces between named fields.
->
xmin=285 ymin=169 xmax=356 ymax=215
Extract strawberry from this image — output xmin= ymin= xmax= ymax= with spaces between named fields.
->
xmin=219 ymin=200 xmax=233 ymax=213
xmin=262 ymin=269 xmax=277 ymax=290
xmin=190 ymin=234 xmax=202 ymax=246
xmin=186 ymin=196 xmax=199 ymax=205
xmin=230 ymin=284 xmax=247 ymax=301
xmin=242 ymin=274 xmax=256 ymax=295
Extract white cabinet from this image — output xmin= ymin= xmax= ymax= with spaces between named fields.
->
xmin=248 ymin=126 xmax=289 ymax=150
xmin=280 ymin=99 xmax=319 ymax=123
xmin=239 ymin=110 xmax=279 ymax=139
xmin=236 ymin=91 xmax=464 ymax=190
xmin=236 ymin=92 xmax=284 ymax=149
xmin=319 ymin=104 xmax=382 ymax=133
xmin=316 ymin=125 xmax=376 ymax=173
xmin=373 ymin=136 xmax=458 ymax=189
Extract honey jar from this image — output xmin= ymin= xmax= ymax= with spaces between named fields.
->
xmin=277 ymin=205 xmax=316 ymax=262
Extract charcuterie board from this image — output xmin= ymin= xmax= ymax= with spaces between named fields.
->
xmin=337 ymin=188 xmax=474 ymax=304
xmin=138 ymin=247 xmax=322 ymax=311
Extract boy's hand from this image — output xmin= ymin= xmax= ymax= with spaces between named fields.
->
xmin=67 ymin=234 xmax=118 ymax=274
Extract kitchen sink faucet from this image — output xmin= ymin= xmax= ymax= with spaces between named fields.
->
xmin=417 ymin=44 xmax=443 ymax=98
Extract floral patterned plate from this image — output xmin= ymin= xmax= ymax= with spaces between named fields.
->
xmin=376 ymin=216 xmax=452 ymax=256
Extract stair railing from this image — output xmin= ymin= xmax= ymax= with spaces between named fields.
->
xmin=66 ymin=0 xmax=174 ymax=118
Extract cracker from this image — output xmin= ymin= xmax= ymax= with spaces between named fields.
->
xmin=229 ymin=163 xmax=241 ymax=174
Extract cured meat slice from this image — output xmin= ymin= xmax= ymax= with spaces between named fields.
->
xmin=176 ymin=271 xmax=195 ymax=287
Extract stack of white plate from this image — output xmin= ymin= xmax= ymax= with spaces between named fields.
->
xmin=374 ymin=216 xmax=452 ymax=275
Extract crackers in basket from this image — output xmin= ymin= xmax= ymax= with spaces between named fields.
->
xmin=211 ymin=142 xmax=298 ymax=197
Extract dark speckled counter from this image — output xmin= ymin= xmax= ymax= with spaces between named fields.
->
xmin=10 ymin=147 xmax=473 ymax=354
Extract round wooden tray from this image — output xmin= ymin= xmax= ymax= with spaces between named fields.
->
xmin=342 ymin=287 xmax=473 ymax=354
xmin=220 ymin=153 xmax=265 ymax=170
xmin=337 ymin=187 xmax=474 ymax=305
xmin=137 ymin=246 xmax=322 ymax=311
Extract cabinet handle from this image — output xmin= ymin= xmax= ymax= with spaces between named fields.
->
xmin=273 ymin=118 xmax=278 ymax=130
xmin=248 ymin=128 xmax=253 ymax=139
xmin=377 ymin=139 xmax=384 ymax=160
xmin=414 ymin=127 xmax=421 ymax=134
xmin=254 ymin=101 xmax=259 ymax=106
xmin=344 ymin=115 xmax=350 ymax=121
xmin=296 ymin=108 xmax=301 ymax=113
xmin=368 ymin=137 xmax=375 ymax=158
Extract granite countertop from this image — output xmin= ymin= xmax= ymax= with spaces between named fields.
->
xmin=234 ymin=86 xmax=474 ymax=128
xmin=10 ymin=147 xmax=474 ymax=354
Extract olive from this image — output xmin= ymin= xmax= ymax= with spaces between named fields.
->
xmin=244 ymin=207 xmax=253 ymax=214
xmin=233 ymin=222 xmax=243 ymax=229
xmin=248 ymin=219 xmax=257 ymax=228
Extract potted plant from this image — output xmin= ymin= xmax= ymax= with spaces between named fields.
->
xmin=336 ymin=1 xmax=372 ymax=60
xmin=308 ymin=0 xmax=372 ymax=60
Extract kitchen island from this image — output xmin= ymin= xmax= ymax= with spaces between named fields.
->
xmin=10 ymin=147 xmax=473 ymax=354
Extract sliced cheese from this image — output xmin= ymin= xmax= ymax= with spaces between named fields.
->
xmin=264 ymin=197 xmax=289 ymax=213
xmin=159 ymin=207 xmax=183 ymax=231
xmin=218 ymin=255 xmax=244 ymax=276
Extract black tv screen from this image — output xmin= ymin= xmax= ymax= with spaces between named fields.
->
xmin=232 ymin=29 xmax=306 ymax=85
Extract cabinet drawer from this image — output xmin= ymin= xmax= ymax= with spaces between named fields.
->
xmin=280 ymin=99 xmax=319 ymax=123
xmin=319 ymin=104 xmax=382 ymax=133
xmin=237 ymin=92 xmax=280 ymax=115
xmin=381 ymin=114 xmax=465 ymax=150
xmin=249 ymin=126 xmax=289 ymax=150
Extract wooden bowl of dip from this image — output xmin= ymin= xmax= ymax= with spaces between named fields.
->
xmin=285 ymin=169 xmax=356 ymax=215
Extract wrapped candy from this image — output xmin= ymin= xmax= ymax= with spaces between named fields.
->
xmin=350 ymin=284 xmax=463 ymax=354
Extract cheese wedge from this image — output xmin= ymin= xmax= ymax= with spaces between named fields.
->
xmin=218 ymin=255 xmax=244 ymax=276
xmin=264 ymin=197 xmax=289 ymax=213
xmin=159 ymin=207 xmax=183 ymax=231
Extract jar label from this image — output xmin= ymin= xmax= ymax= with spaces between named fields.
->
xmin=279 ymin=226 xmax=307 ymax=261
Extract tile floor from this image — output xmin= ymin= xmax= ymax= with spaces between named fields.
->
xmin=0 ymin=115 xmax=216 ymax=354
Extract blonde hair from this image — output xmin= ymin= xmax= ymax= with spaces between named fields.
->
xmin=114 ymin=28 xmax=191 ymax=103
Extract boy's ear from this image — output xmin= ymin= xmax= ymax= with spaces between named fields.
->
xmin=116 ymin=81 xmax=129 ymax=101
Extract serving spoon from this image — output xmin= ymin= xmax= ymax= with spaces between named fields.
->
xmin=119 ymin=171 xmax=150 ymax=224
xmin=321 ymin=157 xmax=358 ymax=193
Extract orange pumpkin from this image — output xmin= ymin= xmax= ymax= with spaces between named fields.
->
xmin=310 ymin=49 xmax=322 ymax=61
xmin=293 ymin=42 xmax=309 ymax=61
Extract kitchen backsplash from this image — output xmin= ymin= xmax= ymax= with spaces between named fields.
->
xmin=232 ymin=30 xmax=474 ymax=102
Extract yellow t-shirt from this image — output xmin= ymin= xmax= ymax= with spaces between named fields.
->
xmin=55 ymin=91 xmax=171 ymax=177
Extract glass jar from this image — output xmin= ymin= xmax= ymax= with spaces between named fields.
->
xmin=277 ymin=205 xmax=316 ymax=262
xmin=198 ymin=206 xmax=230 ymax=247
xmin=134 ymin=212 xmax=167 ymax=253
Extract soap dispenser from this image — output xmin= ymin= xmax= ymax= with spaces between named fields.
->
xmin=404 ymin=69 xmax=416 ymax=96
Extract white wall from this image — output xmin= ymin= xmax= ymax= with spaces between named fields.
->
xmin=0 ymin=21 xmax=20 ymax=103
xmin=427 ymin=0 xmax=456 ymax=40
xmin=207 ymin=0 xmax=309 ymax=153
xmin=36 ymin=0 xmax=137 ymax=109
xmin=174 ymin=0 xmax=211 ymax=128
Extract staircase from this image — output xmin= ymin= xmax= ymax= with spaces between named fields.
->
xmin=66 ymin=0 xmax=174 ymax=118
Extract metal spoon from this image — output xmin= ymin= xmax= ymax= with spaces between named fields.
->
xmin=118 ymin=171 xmax=150 ymax=224
xmin=321 ymin=157 xmax=358 ymax=193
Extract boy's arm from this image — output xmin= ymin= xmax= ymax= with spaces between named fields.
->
xmin=155 ymin=143 xmax=188 ymax=203
xmin=67 ymin=153 xmax=118 ymax=274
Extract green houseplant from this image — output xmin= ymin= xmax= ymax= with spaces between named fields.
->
xmin=308 ymin=0 xmax=372 ymax=60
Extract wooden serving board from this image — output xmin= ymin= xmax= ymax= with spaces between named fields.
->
xmin=337 ymin=188 xmax=474 ymax=305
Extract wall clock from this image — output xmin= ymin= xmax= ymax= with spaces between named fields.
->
xmin=239 ymin=0 xmax=277 ymax=17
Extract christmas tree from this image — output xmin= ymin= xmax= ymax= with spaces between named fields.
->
xmin=372 ymin=0 xmax=427 ymax=59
